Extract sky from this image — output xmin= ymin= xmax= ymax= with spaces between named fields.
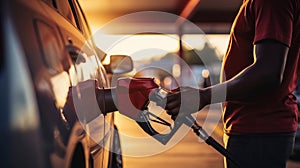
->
xmin=93 ymin=33 xmax=229 ymax=63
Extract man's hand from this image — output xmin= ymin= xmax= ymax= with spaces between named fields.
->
xmin=164 ymin=87 xmax=210 ymax=120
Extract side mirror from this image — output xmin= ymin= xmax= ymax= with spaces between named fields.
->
xmin=104 ymin=55 xmax=134 ymax=74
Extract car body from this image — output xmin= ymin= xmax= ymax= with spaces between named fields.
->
xmin=0 ymin=0 xmax=129 ymax=167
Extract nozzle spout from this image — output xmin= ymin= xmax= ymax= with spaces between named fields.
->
xmin=96 ymin=88 xmax=118 ymax=114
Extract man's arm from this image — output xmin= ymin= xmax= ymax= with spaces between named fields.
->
xmin=213 ymin=39 xmax=289 ymax=102
xmin=165 ymin=39 xmax=289 ymax=118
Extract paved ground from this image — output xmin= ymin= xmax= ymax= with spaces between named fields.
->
xmin=115 ymin=104 xmax=300 ymax=168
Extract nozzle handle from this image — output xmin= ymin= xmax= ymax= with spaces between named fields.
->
xmin=149 ymin=88 xmax=169 ymax=102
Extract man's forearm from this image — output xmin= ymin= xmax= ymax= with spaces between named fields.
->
xmin=202 ymin=40 xmax=289 ymax=105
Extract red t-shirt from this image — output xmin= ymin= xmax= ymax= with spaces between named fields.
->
xmin=222 ymin=0 xmax=300 ymax=134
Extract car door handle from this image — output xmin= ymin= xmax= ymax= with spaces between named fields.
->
xmin=66 ymin=44 xmax=86 ymax=64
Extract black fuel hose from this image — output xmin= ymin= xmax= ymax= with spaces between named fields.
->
xmin=184 ymin=116 xmax=240 ymax=168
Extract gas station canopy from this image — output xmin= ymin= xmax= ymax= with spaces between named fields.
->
xmin=79 ymin=0 xmax=242 ymax=34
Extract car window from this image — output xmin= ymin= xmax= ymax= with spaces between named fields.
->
xmin=35 ymin=20 xmax=64 ymax=74
xmin=68 ymin=0 xmax=84 ymax=32
xmin=72 ymin=1 xmax=107 ymax=60
xmin=54 ymin=0 xmax=77 ymax=27
xmin=68 ymin=0 xmax=93 ymax=39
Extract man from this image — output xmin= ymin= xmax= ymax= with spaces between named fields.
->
xmin=164 ymin=0 xmax=300 ymax=167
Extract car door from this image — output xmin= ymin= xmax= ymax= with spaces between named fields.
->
xmin=41 ymin=0 xmax=106 ymax=167
xmin=70 ymin=1 xmax=116 ymax=168
xmin=7 ymin=0 xmax=81 ymax=167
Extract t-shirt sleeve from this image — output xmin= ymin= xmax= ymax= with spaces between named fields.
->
xmin=253 ymin=0 xmax=294 ymax=47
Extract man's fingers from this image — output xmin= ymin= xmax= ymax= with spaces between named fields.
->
xmin=166 ymin=94 xmax=179 ymax=102
xmin=167 ymin=110 xmax=189 ymax=121
xmin=164 ymin=90 xmax=183 ymax=121
xmin=166 ymin=106 xmax=180 ymax=115
xmin=165 ymin=100 xmax=179 ymax=110
xmin=171 ymin=114 xmax=178 ymax=121
xmin=164 ymin=87 xmax=201 ymax=121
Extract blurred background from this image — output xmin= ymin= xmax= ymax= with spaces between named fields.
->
xmin=79 ymin=0 xmax=235 ymax=90
xmin=78 ymin=0 xmax=300 ymax=167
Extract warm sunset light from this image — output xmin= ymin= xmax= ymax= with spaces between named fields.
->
xmin=202 ymin=69 xmax=210 ymax=78
xmin=96 ymin=33 xmax=229 ymax=64
xmin=172 ymin=64 xmax=181 ymax=78
xmin=6 ymin=0 xmax=300 ymax=168
xmin=183 ymin=34 xmax=229 ymax=58
xmin=94 ymin=34 xmax=180 ymax=61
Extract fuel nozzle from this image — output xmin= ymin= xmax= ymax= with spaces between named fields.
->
xmin=115 ymin=77 xmax=182 ymax=144
xmin=114 ymin=77 xmax=240 ymax=167
xmin=149 ymin=87 xmax=210 ymax=140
